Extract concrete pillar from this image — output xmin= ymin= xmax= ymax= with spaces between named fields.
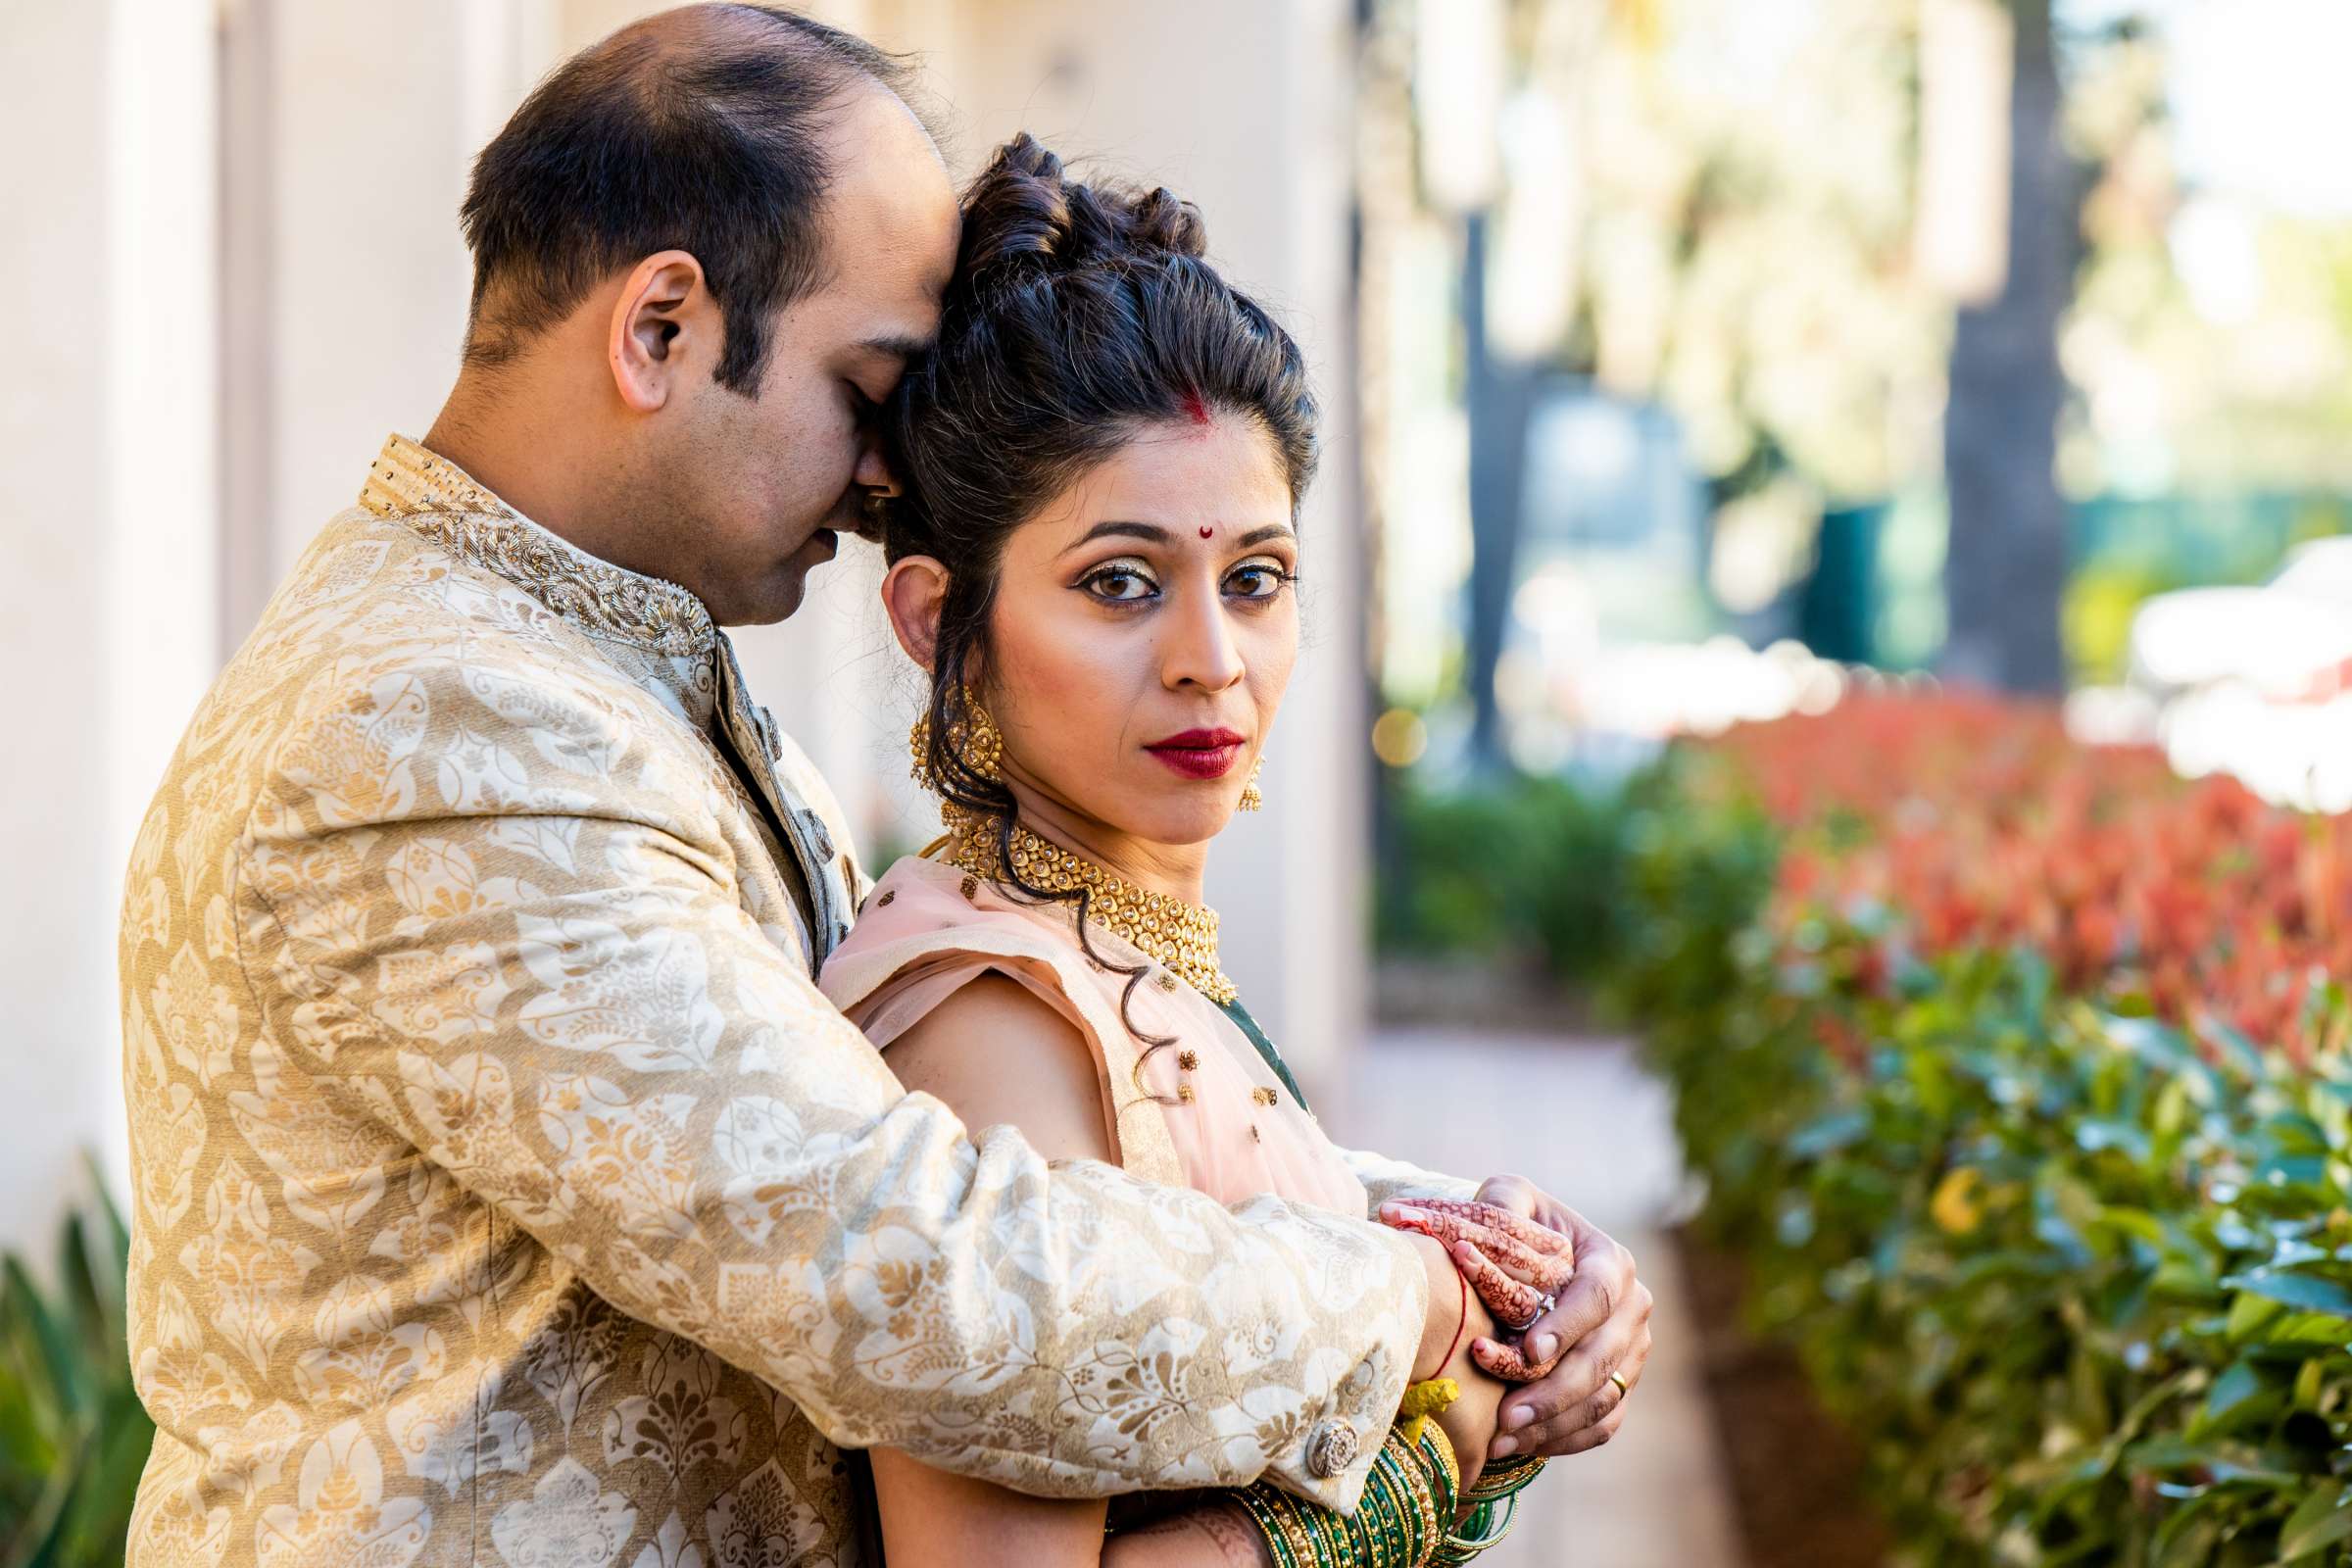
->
xmin=0 ymin=0 xmax=219 ymax=1247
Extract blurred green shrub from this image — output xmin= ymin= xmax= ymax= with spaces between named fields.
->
xmin=1374 ymin=771 xmax=1633 ymax=986
xmin=1616 ymin=760 xmax=2352 ymax=1565
xmin=0 ymin=1173 xmax=150 ymax=1567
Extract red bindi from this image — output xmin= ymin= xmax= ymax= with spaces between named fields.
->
xmin=1199 ymin=526 xmax=1214 ymax=539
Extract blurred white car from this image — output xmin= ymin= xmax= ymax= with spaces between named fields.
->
xmin=2128 ymin=537 xmax=2352 ymax=701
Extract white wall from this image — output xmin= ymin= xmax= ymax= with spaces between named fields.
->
xmin=240 ymin=2 xmax=554 ymax=600
xmin=0 ymin=0 xmax=219 ymax=1247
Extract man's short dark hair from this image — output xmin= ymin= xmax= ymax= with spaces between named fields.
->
xmin=460 ymin=4 xmax=918 ymax=395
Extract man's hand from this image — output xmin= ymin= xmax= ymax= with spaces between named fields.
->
xmin=1454 ymin=1176 xmax=1652 ymax=1460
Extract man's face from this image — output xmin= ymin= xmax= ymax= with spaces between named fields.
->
xmin=666 ymin=88 xmax=957 ymax=625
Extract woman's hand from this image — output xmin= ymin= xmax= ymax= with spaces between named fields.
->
xmin=1380 ymin=1198 xmax=1575 ymax=1337
xmin=1421 ymin=1270 xmax=1505 ymax=1494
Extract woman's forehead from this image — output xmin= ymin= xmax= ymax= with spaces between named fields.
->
xmin=1032 ymin=419 xmax=1294 ymax=542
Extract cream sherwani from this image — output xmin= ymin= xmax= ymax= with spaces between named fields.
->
xmin=118 ymin=436 xmax=1454 ymax=1568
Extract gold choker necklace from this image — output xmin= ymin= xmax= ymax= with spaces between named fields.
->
xmin=941 ymin=822 xmax=1237 ymax=1004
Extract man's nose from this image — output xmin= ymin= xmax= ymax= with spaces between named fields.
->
xmin=853 ymin=442 xmax=901 ymax=498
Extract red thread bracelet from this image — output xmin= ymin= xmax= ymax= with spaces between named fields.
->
xmin=1420 ymin=1264 xmax=1470 ymax=1381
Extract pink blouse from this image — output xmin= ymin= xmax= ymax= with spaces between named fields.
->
xmin=819 ymin=855 xmax=1368 ymax=1216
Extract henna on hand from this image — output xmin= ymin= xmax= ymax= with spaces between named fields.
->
xmin=1106 ymin=1500 xmax=1273 ymax=1567
xmin=1379 ymin=1200 xmax=1575 ymax=1330
xmin=1451 ymin=1241 xmax=1549 ymax=1331
xmin=1469 ymin=1332 xmax=1565 ymax=1383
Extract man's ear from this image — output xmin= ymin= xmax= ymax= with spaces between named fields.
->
xmin=608 ymin=250 xmax=710 ymax=414
xmin=881 ymin=557 xmax=951 ymax=672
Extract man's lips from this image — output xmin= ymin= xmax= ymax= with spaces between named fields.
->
xmin=1145 ymin=729 xmax=1246 ymax=780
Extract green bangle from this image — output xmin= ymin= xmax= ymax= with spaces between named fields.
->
xmin=1234 ymin=1484 xmax=1308 ymax=1568
xmin=1291 ymin=1491 xmax=1341 ymax=1568
xmin=1461 ymin=1453 xmax=1544 ymax=1504
xmin=1361 ymin=1453 xmax=1399 ymax=1559
xmin=1368 ymin=1440 xmax=1420 ymax=1566
xmin=1412 ymin=1422 xmax=1461 ymax=1520
xmin=1234 ymin=1423 xmax=1475 ymax=1568
xmin=1433 ymin=1458 xmax=1541 ymax=1564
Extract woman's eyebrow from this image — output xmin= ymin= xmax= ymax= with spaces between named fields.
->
xmin=1059 ymin=520 xmax=1174 ymax=556
xmin=1059 ymin=520 xmax=1298 ymax=557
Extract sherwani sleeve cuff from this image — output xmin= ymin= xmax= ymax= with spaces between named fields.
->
xmin=1339 ymin=1147 xmax=1482 ymax=1213
xmin=1249 ymin=1210 xmax=1427 ymax=1509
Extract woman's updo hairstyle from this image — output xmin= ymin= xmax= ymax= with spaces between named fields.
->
xmin=882 ymin=133 xmax=1317 ymax=1041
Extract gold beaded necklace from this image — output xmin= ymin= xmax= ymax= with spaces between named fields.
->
xmin=940 ymin=820 xmax=1239 ymax=1004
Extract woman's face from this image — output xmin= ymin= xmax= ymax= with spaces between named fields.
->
xmin=980 ymin=413 xmax=1298 ymax=851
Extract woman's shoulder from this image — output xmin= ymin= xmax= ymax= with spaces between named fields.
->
xmin=884 ymin=971 xmax=1118 ymax=1165
xmin=820 ymin=855 xmax=1089 ymax=994
xmin=820 ymin=854 xmax=1186 ymax=1184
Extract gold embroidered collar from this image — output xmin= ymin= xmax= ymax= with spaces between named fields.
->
xmin=358 ymin=432 xmax=716 ymax=658
xmin=942 ymin=821 xmax=1238 ymax=1004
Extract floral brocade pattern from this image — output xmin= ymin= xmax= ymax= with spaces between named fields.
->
xmin=118 ymin=436 xmax=1431 ymax=1567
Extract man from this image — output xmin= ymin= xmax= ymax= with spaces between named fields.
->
xmin=119 ymin=7 xmax=1649 ymax=1564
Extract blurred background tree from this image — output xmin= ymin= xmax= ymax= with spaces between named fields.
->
xmin=1941 ymin=0 xmax=2072 ymax=694
xmin=1366 ymin=0 xmax=2352 ymax=774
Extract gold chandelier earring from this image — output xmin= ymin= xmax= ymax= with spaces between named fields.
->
xmin=909 ymin=695 xmax=1004 ymax=836
xmin=1238 ymin=757 xmax=1264 ymax=811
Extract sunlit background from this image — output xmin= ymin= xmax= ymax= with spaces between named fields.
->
xmin=7 ymin=0 xmax=2352 ymax=1562
xmin=1370 ymin=0 xmax=2352 ymax=778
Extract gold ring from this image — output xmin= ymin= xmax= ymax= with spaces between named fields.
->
xmin=1608 ymin=1370 xmax=1631 ymax=1398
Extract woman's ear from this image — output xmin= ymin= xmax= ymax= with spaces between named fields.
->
xmin=607 ymin=250 xmax=708 ymax=414
xmin=881 ymin=557 xmax=952 ymax=672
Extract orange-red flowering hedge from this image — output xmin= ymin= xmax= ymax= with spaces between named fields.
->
xmin=1717 ymin=694 xmax=2352 ymax=1059
xmin=1614 ymin=693 xmax=2352 ymax=1565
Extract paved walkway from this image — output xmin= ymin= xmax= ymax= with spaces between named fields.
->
xmin=1321 ymin=1029 xmax=1745 ymax=1568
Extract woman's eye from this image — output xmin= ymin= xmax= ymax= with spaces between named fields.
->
xmin=1226 ymin=563 xmax=1293 ymax=600
xmin=1083 ymin=566 xmax=1158 ymax=602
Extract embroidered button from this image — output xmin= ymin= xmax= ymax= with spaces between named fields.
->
xmin=959 ymin=875 xmax=980 ymax=902
xmin=1177 ymin=1050 xmax=1199 ymax=1072
xmin=1251 ymin=1086 xmax=1279 ymax=1107
xmin=1303 ymin=1419 xmax=1358 ymax=1479
xmin=1153 ymin=970 xmax=1179 ymax=993
xmin=875 ymin=889 xmax=896 ymax=907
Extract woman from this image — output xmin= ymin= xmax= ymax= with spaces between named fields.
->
xmin=819 ymin=135 xmax=1565 ymax=1566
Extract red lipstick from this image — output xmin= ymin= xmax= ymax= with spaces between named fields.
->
xmin=1145 ymin=727 xmax=1246 ymax=780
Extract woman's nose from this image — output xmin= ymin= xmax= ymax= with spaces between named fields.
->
xmin=1163 ymin=592 xmax=1247 ymax=693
